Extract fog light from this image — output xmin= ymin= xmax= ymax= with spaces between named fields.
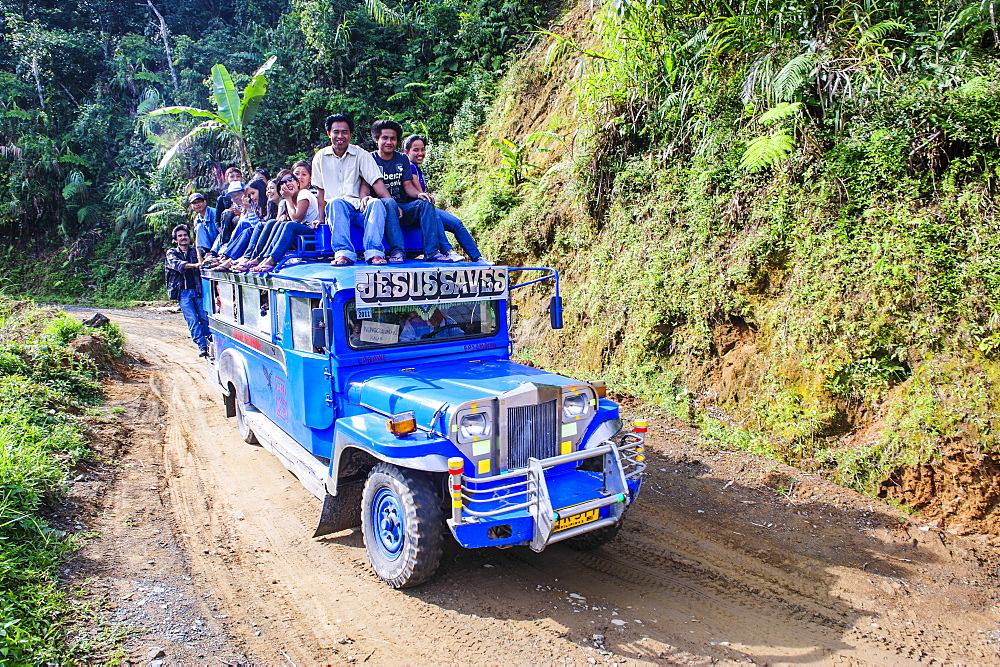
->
xmin=387 ymin=411 xmax=417 ymax=436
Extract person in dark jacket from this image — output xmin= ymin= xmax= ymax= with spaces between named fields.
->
xmin=165 ymin=224 xmax=211 ymax=357
xmin=214 ymin=166 xmax=245 ymax=222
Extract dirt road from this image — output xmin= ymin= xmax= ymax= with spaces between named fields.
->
xmin=68 ymin=307 xmax=1000 ymax=664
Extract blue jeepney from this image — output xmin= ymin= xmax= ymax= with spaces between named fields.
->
xmin=203 ymin=250 xmax=645 ymax=587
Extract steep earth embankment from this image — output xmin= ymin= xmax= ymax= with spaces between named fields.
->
xmin=437 ymin=0 xmax=1000 ymax=536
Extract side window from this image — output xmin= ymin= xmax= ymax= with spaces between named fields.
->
xmin=216 ymin=281 xmax=238 ymax=322
xmin=258 ymin=290 xmax=272 ymax=337
xmin=290 ymin=295 xmax=322 ymax=353
xmin=211 ymin=281 xmax=221 ymax=314
xmin=241 ymin=287 xmax=271 ymax=334
xmin=241 ymin=286 xmax=259 ymax=330
xmin=274 ymin=290 xmax=286 ymax=342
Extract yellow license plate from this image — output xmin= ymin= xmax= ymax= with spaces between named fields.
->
xmin=553 ymin=508 xmax=600 ymax=532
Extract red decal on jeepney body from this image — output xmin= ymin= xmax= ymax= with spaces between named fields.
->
xmin=233 ymin=329 xmax=263 ymax=351
xmin=274 ymin=376 xmax=288 ymax=421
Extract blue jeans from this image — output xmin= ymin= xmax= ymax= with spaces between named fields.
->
xmin=383 ymin=198 xmax=442 ymax=257
xmin=264 ymin=221 xmax=314 ymax=262
xmin=437 ymin=209 xmax=481 ymax=259
xmin=329 ymin=198 xmax=386 ymax=262
xmin=248 ymin=219 xmax=282 ymax=259
xmin=222 ymin=226 xmax=254 ymax=259
xmin=179 ymin=289 xmax=210 ymax=352
xmin=194 ymin=220 xmax=218 ymax=255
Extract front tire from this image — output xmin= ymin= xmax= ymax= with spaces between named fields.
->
xmin=361 ymin=463 xmax=444 ymax=588
xmin=235 ymin=399 xmax=258 ymax=444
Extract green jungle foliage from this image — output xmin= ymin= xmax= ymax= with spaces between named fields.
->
xmin=0 ymin=0 xmax=553 ymax=302
xmin=436 ymin=0 xmax=1000 ymax=496
xmin=0 ymin=300 xmax=121 ymax=661
xmin=3 ymin=0 xmax=999 ymax=500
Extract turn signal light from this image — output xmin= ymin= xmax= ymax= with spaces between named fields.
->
xmin=633 ymin=420 xmax=648 ymax=433
xmin=387 ymin=411 xmax=417 ymax=437
xmin=591 ymin=380 xmax=607 ymax=398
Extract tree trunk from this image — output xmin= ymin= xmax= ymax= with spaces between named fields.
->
xmin=235 ymin=136 xmax=251 ymax=174
xmin=991 ymin=2 xmax=999 ymax=50
xmin=30 ymin=56 xmax=44 ymax=109
xmin=145 ymin=0 xmax=179 ymax=90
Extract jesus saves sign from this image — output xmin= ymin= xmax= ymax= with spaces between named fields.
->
xmin=354 ymin=267 xmax=509 ymax=307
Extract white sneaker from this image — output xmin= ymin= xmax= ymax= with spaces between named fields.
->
xmin=472 ymin=256 xmax=493 ymax=265
xmin=446 ymin=250 xmax=464 ymax=262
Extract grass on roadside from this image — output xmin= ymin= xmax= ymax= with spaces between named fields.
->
xmin=0 ymin=301 xmax=122 ymax=662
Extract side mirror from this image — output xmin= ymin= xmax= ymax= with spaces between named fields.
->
xmin=311 ymin=307 xmax=329 ymax=350
xmin=548 ymin=296 xmax=563 ymax=330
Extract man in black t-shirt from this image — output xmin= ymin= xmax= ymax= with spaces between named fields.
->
xmin=164 ymin=225 xmax=211 ymax=357
xmin=369 ymin=120 xmax=451 ymax=262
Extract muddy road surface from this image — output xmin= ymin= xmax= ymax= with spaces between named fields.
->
xmin=68 ymin=307 xmax=1000 ymax=664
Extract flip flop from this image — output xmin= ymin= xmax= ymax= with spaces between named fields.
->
xmin=251 ymin=264 xmax=276 ymax=274
xmin=331 ymin=257 xmax=354 ymax=266
xmin=427 ymin=253 xmax=453 ymax=262
xmin=388 ymin=253 xmax=405 ymax=263
xmin=367 ymin=256 xmax=388 ymax=265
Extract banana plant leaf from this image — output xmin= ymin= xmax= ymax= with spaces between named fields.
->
xmin=210 ymin=64 xmax=242 ymax=133
xmin=147 ymin=106 xmax=221 ymax=121
xmin=157 ymin=120 xmax=222 ymax=169
xmin=239 ymin=55 xmax=277 ymax=129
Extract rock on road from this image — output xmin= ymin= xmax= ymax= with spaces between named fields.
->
xmin=68 ymin=307 xmax=1000 ymax=664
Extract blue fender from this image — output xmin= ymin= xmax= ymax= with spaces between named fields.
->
xmin=217 ymin=348 xmax=251 ymax=416
xmin=327 ymin=412 xmax=464 ymax=494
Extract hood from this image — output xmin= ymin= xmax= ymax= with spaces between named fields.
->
xmin=347 ymin=359 xmax=582 ymax=432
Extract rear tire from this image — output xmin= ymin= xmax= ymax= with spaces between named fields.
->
xmin=361 ymin=463 xmax=444 ymax=588
xmin=235 ymin=399 xmax=258 ymax=444
xmin=562 ymin=520 xmax=622 ymax=550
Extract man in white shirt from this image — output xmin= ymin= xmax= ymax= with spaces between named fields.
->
xmin=311 ymin=114 xmax=391 ymax=266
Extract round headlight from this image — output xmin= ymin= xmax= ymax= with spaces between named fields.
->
xmin=460 ymin=412 xmax=490 ymax=438
xmin=563 ymin=393 xmax=587 ymax=418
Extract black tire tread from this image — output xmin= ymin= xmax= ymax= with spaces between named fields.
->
xmin=235 ymin=400 xmax=258 ymax=444
xmin=361 ymin=463 xmax=444 ymax=588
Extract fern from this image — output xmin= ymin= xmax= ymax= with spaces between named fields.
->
xmin=740 ymin=132 xmax=795 ymax=173
xmin=757 ymin=102 xmax=803 ymax=126
xmin=76 ymin=205 xmax=101 ymax=228
xmin=772 ymin=54 xmax=814 ymax=101
xmin=132 ymin=71 xmax=166 ymax=84
xmin=61 ymin=171 xmax=89 ymax=201
xmin=364 ymin=0 xmax=407 ymax=26
xmin=57 ymin=154 xmax=92 ymax=169
xmin=858 ymin=20 xmax=908 ymax=47
xmin=742 ymin=54 xmax=776 ymax=104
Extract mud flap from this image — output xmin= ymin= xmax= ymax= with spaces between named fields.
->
xmin=313 ymin=479 xmax=364 ymax=538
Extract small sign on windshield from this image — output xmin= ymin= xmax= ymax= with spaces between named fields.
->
xmin=355 ymin=267 xmax=508 ymax=307
xmin=360 ymin=320 xmax=401 ymax=344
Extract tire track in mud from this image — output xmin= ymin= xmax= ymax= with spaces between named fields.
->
xmin=88 ymin=307 xmax=1000 ymax=665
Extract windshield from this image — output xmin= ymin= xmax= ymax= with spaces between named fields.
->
xmin=345 ymin=299 xmax=500 ymax=349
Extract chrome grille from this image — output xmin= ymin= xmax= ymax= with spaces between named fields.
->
xmin=506 ymin=399 xmax=558 ymax=470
